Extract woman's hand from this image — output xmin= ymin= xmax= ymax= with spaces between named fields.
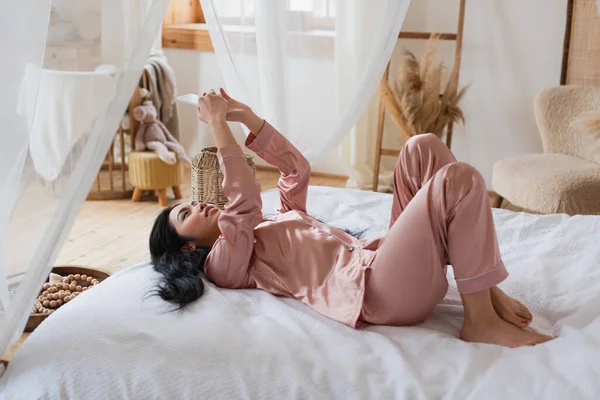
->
xmin=219 ymin=88 xmax=252 ymax=123
xmin=197 ymin=90 xmax=227 ymax=125
xmin=219 ymin=88 xmax=265 ymax=134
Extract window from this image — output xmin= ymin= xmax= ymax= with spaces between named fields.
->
xmin=215 ymin=0 xmax=335 ymax=18
xmin=162 ymin=0 xmax=337 ymax=51
xmin=212 ymin=0 xmax=335 ymax=30
xmin=290 ymin=0 xmax=336 ymax=21
xmin=290 ymin=0 xmax=336 ymax=31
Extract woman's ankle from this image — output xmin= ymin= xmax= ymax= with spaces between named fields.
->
xmin=460 ymin=289 xmax=499 ymax=325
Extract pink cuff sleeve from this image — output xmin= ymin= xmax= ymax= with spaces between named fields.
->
xmin=245 ymin=122 xmax=275 ymax=153
xmin=455 ymin=261 xmax=509 ymax=294
xmin=242 ymin=121 xmax=310 ymax=213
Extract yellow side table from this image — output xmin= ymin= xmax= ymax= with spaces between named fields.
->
xmin=129 ymin=151 xmax=183 ymax=206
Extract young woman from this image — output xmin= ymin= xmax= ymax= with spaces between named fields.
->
xmin=150 ymin=89 xmax=554 ymax=348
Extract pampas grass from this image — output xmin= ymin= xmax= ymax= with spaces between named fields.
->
xmin=386 ymin=35 xmax=470 ymax=139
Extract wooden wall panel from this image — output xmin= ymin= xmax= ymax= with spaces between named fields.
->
xmin=566 ymin=0 xmax=600 ymax=85
xmin=163 ymin=0 xmax=198 ymax=25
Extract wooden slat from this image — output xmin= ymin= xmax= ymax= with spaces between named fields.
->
xmin=108 ymin=141 xmax=114 ymax=192
xmin=398 ymin=31 xmax=457 ymax=40
xmin=129 ymin=71 xmax=148 ymax=145
xmin=381 ymin=148 xmax=400 ymax=157
xmin=565 ymin=0 xmax=600 ymax=85
xmin=163 ymin=0 xmax=197 ymax=24
xmin=1 ymin=333 xmax=30 ymax=365
xmin=162 ymin=25 xmax=214 ymax=51
xmin=561 ymin=0 xmax=575 ymax=84
xmin=445 ymin=0 xmax=467 ymax=150
xmin=454 ymin=0 xmax=466 ymax=73
xmin=119 ymin=126 xmax=126 ymax=192
xmin=372 ymin=65 xmax=390 ymax=192
xmin=194 ymin=0 xmax=205 ymax=23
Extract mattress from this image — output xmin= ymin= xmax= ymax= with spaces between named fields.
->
xmin=2 ymin=186 xmax=600 ymax=399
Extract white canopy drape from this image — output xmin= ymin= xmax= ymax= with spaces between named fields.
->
xmin=0 ymin=0 xmax=171 ymax=366
xmin=200 ymin=0 xmax=411 ymax=162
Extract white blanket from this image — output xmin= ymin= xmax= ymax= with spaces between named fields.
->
xmin=2 ymin=187 xmax=600 ymax=399
xmin=18 ymin=64 xmax=116 ymax=181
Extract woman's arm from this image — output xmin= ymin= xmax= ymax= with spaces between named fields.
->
xmin=246 ymin=116 xmax=311 ymax=214
xmin=220 ymin=89 xmax=311 ymax=214
xmin=198 ymin=92 xmax=262 ymax=288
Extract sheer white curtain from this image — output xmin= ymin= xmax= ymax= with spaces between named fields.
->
xmin=0 ymin=0 xmax=170 ymax=367
xmin=200 ymin=0 xmax=410 ymax=163
xmin=335 ymin=0 xmax=396 ymax=189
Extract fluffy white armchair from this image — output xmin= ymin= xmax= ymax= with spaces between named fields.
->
xmin=492 ymin=86 xmax=600 ymax=215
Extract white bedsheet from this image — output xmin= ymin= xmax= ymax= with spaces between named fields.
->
xmin=2 ymin=187 xmax=600 ymax=399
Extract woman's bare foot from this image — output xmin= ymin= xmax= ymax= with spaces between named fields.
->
xmin=490 ymin=286 xmax=533 ymax=328
xmin=460 ymin=289 xmax=554 ymax=348
xmin=460 ymin=313 xmax=553 ymax=348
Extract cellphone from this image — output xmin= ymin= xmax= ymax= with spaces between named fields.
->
xmin=176 ymin=93 xmax=200 ymax=106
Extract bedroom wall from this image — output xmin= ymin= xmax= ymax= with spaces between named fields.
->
xmin=165 ymin=0 xmax=568 ymax=186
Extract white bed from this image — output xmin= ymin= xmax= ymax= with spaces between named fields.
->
xmin=2 ymin=187 xmax=600 ymax=399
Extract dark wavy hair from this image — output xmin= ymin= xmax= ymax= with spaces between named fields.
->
xmin=149 ymin=206 xmax=212 ymax=310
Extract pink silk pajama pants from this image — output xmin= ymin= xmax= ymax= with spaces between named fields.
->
xmin=361 ymin=134 xmax=508 ymax=326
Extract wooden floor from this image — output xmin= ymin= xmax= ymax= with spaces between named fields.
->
xmin=55 ymin=169 xmax=346 ymax=275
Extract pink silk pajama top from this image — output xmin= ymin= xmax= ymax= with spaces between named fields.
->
xmin=204 ymin=122 xmax=378 ymax=328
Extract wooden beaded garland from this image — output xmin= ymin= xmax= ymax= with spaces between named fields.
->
xmin=32 ymin=273 xmax=100 ymax=315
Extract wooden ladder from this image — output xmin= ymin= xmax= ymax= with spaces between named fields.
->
xmin=372 ymin=0 xmax=467 ymax=192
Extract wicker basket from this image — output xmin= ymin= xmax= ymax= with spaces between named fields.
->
xmin=191 ymin=147 xmax=256 ymax=209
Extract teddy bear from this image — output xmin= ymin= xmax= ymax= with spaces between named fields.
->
xmin=132 ymin=96 xmax=190 ymax=165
